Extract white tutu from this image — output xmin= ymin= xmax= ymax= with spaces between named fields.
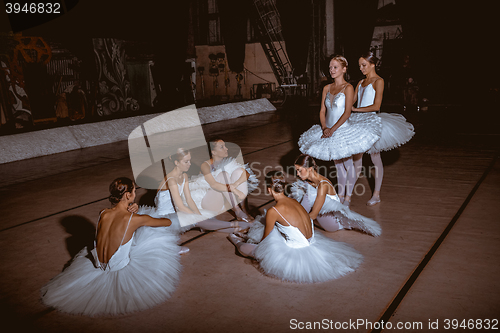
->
xmin=290 ymin=180 xmax=382 ymax=237
xmin=298 ymin=113 xmax=382 ymax=161
xmin=41 ymin=225 xmax=181 ymax=316
xmin=189 ymin=157 xmax=259 ymax=210
xmin=248 ymin=215 xmax=363 ymax=283
xmin=351 ymin=112 xmax=415 ymax=154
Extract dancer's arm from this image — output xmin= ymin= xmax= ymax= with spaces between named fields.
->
xmin=132 ymin=214 xmax=172 ymax=228
xmin=352 ymin=78 xmax=384 ymax=112
xmin=167 ymin=177 xmax=197 ymax=214
xmin=182 ymin=174 xmax=201 ymax=214
xmin=309 ymin=183 xmax=328 ymax=220
xmin=200 ymin=161 xmax=242 ymax=195
xmin=352 ymin=80 xmax=362 ymax=106
xmin=262 ymin=208 xmax=278 ymax=240
xmin=319 ymin=85 xmax=329 ymax=133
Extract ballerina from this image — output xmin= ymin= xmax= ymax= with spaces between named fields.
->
xmin=298 ymin=55 xmax=382 ymax=206
xmin=41 ymin=177 xmax=181 ymax=316
xmin=227 ymin=171 xmax=363 ymax=283
xmin=350 ymin=52 xmax=415 ymax=206
xmin=292 ymin=154 xmax=381 ymax=236
xmin=189 ymin=138 xmax=258 ymax=223
xmin=138 ymin=148 xmax=251 ymax=235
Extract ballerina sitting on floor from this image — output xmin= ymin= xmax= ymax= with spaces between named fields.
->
xmin=227 ymin=171 xmax=363 ymax=283
xmin=189 ymin=138 xmax=258 ymax=223
xmin=138 ymin=148 xmax=251 ymax=235
xmin=41 ymin=177 xmax=181 ymax=316
xmin=292 ymin=154 xmax=381 ymax=236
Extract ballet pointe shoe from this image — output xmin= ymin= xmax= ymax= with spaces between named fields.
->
xmin=227 ymin=233 xmax=245 ymax=246
xmin=338 ymin=195 xmax=345 ymax=204
xmin=343 ymin=197 xmax=351 ymax=208
xmin=235 ymin=209 xmax=254 ymax=223
xmin=230 ymin=221 xmax=250 ymax=233
xmin=179 ymin=246 xmax=190 ymax=255
xmin=366 ymin=195 xmax=381 ymax=206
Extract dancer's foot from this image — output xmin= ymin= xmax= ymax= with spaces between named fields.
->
xmin=235 ymin=209 xmax=254 ymax=223
xmin=179 ymin=246 xmax=190 ymax=255
xmin=231 ymin=221 xmax=250 ymax=233
xmin=338 ymin=195 xmax=345 ymax=204
xmin=343 ymin=196 xmax=351 ymax=208
xmin=367 ymin=195 xmax=381 ymax=206
xmin=227 ymin=233 xmax=245 ymax=246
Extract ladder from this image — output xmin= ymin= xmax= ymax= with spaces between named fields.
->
xmin=251 ymin=0 xmax=296 ymax=87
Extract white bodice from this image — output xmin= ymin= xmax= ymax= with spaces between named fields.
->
xmin=358 ymin=83 xmax=376 ymax=108
xmin=272 ymin=207 xmax=314 ymax=249
xmin=154 ymin=177 xmax=185 ymax=215
xmin=325 ymin=91 xmax=349 ymax=129
xmin=92 ymin=213 xmax=134 ymax=271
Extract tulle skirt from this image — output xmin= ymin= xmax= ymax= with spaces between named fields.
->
xmin=247 ymin=216 xmax=363 ymax=283
xmin=350 ymin=112 xmax=415 ymax=154
xmin=40 ymin=226 xmax=181 ymax=316
xmin=298 ymin=113 xmax=382 ymax=161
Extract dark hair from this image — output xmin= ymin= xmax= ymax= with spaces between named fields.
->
xmin=109 ymin=177 xmax=135 ymax=204
xmin=294 ymin=154 xmax=318 ymax=171
xmin=169 ymin=147 xmax=190 ymax=163
xmin=207 ymin=137 xmax=224 ymax=158
xmin=360 ymin=51 xmax=379 ymax=66
xmin=265 ymin=170 xmax=286 ymax=193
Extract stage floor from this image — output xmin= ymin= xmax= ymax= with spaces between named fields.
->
xmin=0 ymin=106 xmax=499 ymax=333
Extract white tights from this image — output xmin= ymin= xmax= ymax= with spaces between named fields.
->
xmin=353 ymin=153 xmax=384 ymax=194
xmin=201 ymin=169 xmax=248 ymax=215
xmin=334 ymin=157 xmax=357 ymax=197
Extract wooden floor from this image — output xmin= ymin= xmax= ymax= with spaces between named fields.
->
xmin=0 ymin=106 xmax=499 ymax=333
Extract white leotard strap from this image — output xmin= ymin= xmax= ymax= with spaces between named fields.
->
xmin=272 ymin=207 xmax=292 ymax=226
xmin=119 ymin=213 xmax=133 ymax=245
xmin=95 ymin=210 xmax=106 ymax=237
xmin=319 ymin=179 xmax=334 ymax=189
xmin=160 ymin=176 xmax=185 ymax=192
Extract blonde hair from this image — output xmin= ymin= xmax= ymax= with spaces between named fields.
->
xmin=330 ymin=55 xmax=348 ymax=69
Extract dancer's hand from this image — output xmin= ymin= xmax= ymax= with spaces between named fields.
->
xmin=321 ymin=127 xmax=334 ymax=138
xmin=232 ymin=188 xmax=246 ymax=200
xmin=127 ymin=203 xmax=139 ymax=213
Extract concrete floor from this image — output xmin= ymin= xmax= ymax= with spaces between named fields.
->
xmin=0 ymin=106 xmax=499 ymax=333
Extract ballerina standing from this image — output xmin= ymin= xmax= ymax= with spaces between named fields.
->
xmin=292 ymin=154 xmax=381 ymax=236
xmin=350 ymin=52 xmax=415 ymax=206
xmin=227 ymin=171 xmax=363 ymax=283
xmin=298 ymin=55 xmax=382 ymax=206
xmin=41 ymin=177 xmax=181 ymax=316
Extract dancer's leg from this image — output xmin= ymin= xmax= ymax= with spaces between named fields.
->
xmin=227 ymin=234 xmax=256 ymax=257
xmin=230 ymin=168 xmax=248 ymax=197
xmin=197 ymin=218 xmax=251 ymax=233
xmin=344 ymin=157 xmax=356 ymax=206
xmin=353 ymin=153 xmax=363 ymax=180
xmin=201 ymin=188 xmax=225 ymax=212
xmin=367 ymin=153 xmax=383 ymax=205
xmin=334 ymin=159 xmax=347 ymax=201
xmin=316 ymin=215 xmax=343 ymax=232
